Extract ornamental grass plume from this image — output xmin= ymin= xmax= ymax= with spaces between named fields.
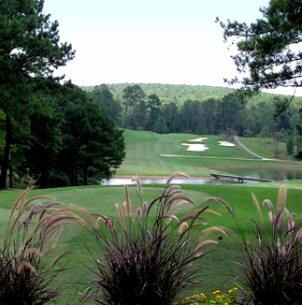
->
xmin=84 ymin=173 xmax=233 ymax=305
xmin=240 ymin=185 xmax=302 ymax=305
xmin=0 ymin=188 xmax=79 ymax=305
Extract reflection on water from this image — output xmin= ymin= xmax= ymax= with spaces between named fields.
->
xmin=102 ymin=177 xmax=212 ymax=186
xmin=226 ymin=166 xmax=302 ymax=181
xmin=102 ymin=166 xmax=302 ymax=186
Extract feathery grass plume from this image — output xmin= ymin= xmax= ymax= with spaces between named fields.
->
xmin=239 ymin=185 xmax=302 ymax=305
xmin=277 ymin=184 xmax=287 ymax=210
xmin=0 ymin=189 xmax=77 ymax=305
xmin=178 ymin=222 xmax=189 ymax=234
xmin=9 ymin=187 xmax=31 ymax=218
xmin=200 ymin=226 xmax=232 ymax=240
xmin=123 ymin=184 xmax=132 ymax=215
xmin=251 ymin=192 xmax=263 ymax=223
xmin=84 ymin=174 xmax=231 ymax=305
xmin=204 ymin=196 xmax=235 ymax=217
xmin=131 ymin=175 xmax=143 ymax=199
xmin=69 ymin=204 xmax=99 ymax=228
xmin=166 ymin=172 xmax=190 ymax=185
xmin=115 ymin=203 xmax=126 ymax=230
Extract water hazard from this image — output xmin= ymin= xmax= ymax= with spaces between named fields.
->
xmin=102 ymin=177 xmax=213 ymax=186
xmin=102 ymin=166 xmax=302 ymax=186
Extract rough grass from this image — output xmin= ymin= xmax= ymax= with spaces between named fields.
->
xmin=1 ymin=182 xmax=302 ymax=304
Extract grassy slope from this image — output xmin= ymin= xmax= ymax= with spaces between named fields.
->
xmin=238 ymin=136 xmax=287 ymax=159
xmin=116 ymin=130 xmax=301 ymax=177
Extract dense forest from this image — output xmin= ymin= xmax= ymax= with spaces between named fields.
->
xmin=87 ymin=83 xmax=302 ymax=158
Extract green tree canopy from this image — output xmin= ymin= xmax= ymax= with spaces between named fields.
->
xmin=122 ymin=85 xmax=147 ymax=129
xmin=92 ymin=84 xmax=122 ymax=124
xmin=217 ymin=93 xmax=246 ymax=135
xmin=218 ymin=0 xmax=302 ymax=91
xmin=0 ymin=0 xmax=75 ymax=188
xmin=27 ymin=83 xmax=125 ymax=188
xmin=57 ymin=84 xmax=125 ymax=186
xmin=146 ymin=94 xmax=161 ymax=131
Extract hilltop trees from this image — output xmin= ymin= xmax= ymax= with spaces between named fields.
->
xmin=218 ymin=0 xmax=302 ymax=91
xmin=0 ymin=0 xmax=74 ymax=188
xmin=122 ymin=85 xmax=146 ymax=128
xmin=217 ymin=93 xmax=246 ymax=134
xmin=92 ymin=84 xmax=122 ymax=125
xmin=146 ymin=94 xmax=162 ymax=131
xmin=99 ymin=84 xmax=300 ymax=140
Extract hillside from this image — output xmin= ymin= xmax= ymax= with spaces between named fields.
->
xmin=82 ymin=83 xmax=302 ymax=105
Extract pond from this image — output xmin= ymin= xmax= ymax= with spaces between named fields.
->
xmin=223 ymin=165 xmax=302 ymax=181
xmin=102 ymin=165 xmax=302 ymax=186
xmin=101 ymin=177 xmax=213 ymax=186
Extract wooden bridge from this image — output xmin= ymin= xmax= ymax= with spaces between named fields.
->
xmin=210 ymin=173 xmax=273 ymax=183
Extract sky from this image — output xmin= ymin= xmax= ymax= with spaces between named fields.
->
xmin=43 ymin=0 xmax=300 ymax=96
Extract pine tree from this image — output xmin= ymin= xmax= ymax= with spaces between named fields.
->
xmin=0 ymin=0 xmax=74 ymax=188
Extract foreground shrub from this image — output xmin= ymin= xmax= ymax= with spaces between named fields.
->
xmin=0 ymin=188 xmax=80 ymax=305
xmin=85 ymin=174 xmax=233 ymax=305
xmin=240 ymin=185 xmax=302 ymax=305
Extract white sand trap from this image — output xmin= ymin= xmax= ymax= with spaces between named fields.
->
xmin=182 ymin=143 xmax=209 ymax=152
xmin=218 ymin=141 xmax=236 ymax=147
xmin=189 ymin=137 xmax=208 ymax=142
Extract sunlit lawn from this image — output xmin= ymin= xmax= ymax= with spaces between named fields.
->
xmin=1 ymin=182 xmax=302 ymax=304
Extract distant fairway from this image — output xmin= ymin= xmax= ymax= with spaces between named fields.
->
xmin=116 ymin=130 xmax=302 ymax=179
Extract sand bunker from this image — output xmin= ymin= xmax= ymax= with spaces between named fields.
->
xmin=189 ymin=137 xmax=208 ymax=142
xmin=218 ymin=141 xmax=236 ymax=147
xmin=182 ymin=143 xmax=209 ymax=152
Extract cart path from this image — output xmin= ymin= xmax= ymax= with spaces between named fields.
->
xmin=233 ymin=136 xmax=267 ymax=160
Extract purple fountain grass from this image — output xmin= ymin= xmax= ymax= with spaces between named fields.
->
xmin=83 ymin=173 xmax=233 ymax=305
xmin=240 ymin=185 xmax=302 ymax=305
xmin=0 ymin=188 xmax=80 ymax=305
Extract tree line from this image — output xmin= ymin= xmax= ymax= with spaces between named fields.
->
xmin=93 ymin=84 xmax=302 ymax=157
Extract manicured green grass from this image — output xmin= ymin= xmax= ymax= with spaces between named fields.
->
xmin=238 ymin=136 xmax=287 ymax=159
xmin=117 ymin=130 xmax=253 ymax=176
xmin=1 ymin=182 xmax=302 ymax=304
xmin=116 ymin=130 xmax=302 ymax=178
